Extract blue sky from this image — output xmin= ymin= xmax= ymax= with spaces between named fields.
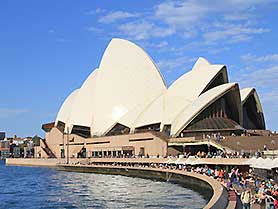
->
xmin=0 ymin=0 xmax=278 ymax=137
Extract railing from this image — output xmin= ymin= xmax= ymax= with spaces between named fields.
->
xmin=41 ymin=139 xmax=56 ymax=158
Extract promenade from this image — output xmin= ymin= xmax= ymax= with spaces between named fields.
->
xmin=6 ymin=157 xmax=278 ymax=208
xmin=5 ymin=157 xmax=251 ymax=167
xmin=6 ymin=158 xmax=239 ymax=209
xmin=58 ymin=164 xmax=232 ymax=209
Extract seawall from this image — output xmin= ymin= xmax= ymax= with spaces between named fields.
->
xmin=5 ymin=158 xmax=59 ymax=167
xmin=6 ymin=158 xmax=235 ymax=209
xmin=58 ymin=164 xmax=229 ymax=209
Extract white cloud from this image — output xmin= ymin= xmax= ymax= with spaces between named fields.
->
xmin=261 ymin=91 xmax=278 ymax=105
xmin=154 ymin=0 xmax=275 ymax=27
xmin=209 ymin=47 xmax=230 ymax=54
xmin=95 ymin=8 xmax=106 ymax=14
xmin=151 ymin=0 xmax=273 ymax=45
xmin=87 ymin=26 xmax=103 ymax=33
xmin=155 ymin=41 xmax=169 ymax=48
xmin=89 ymin=1 xmax=275 ymax=45
xmin=223 ymin=13 xmax=252 ymax=21
xmin=237 ymin=66 xmax=278 ymax=88
xmin=203 ymin=23 xmax=270 ymax=44
xmin=154 ymin=1 xmax=210 ymax=27
xmin=228 ymin=34 xmax=252 ymax=43
xmin=157 ymin=56 xmax=196 ymax=73
xmin=85 ymin=8 xmax=106 ymax=15
xmin=241 ymin=53 xmax=278 ymax=63
xmin=98 ymin=11 xmax=140 ymax=23
xmin=144 ymin=41 xmax=169 ymax=49
xmin=117 ymin=21 xmax=175 ymax=40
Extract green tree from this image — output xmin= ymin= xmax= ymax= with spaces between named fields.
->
xmin=32 ymin=135 xmax=41 ymax=146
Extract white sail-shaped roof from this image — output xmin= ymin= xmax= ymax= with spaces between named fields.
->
xmin=55 ymin=89 xmax=79 ymax=127
xmin=67 ymin=69 xmax=99 ymax=132
xmin=52 ymin=39 xmax=264 ymax=138
xmin=171 ymin=83 xmax=239 ymax=137
xmin=162 ymin=57 xmax=228 ymax=125
xmin=240 ymin=88 xmax=263 ymax=112
xmin=240 ymin=87 xmax=265 ymax=129
xmin=117 ymin=92 xmax=165 ymax=130
xmin=133 ymin=93 xmax=165 ymax=129
xmin=91 ymin=38 xmax=167 ymax=136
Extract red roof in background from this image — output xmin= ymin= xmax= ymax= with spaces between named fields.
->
xmin=13 ymin=138 xmax=24 ymax=141
xmin=42 ymin=122 xmax=55 ymax=132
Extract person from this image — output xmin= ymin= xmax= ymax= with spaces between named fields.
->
xmin=258 ymin=191 xmax=266 ymax=209
xmin=274 ymin=197 xmax=278 ymax=209
xmin=241 ymin=188 xmax=252 ymax=209
xmin=265 ymin=190 xmax=275 ymax=209
xmin=226 ymin=178 xmax=233 ymax=190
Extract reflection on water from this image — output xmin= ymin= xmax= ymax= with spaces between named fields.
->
xmin=0 ymin=163 xmax=206 ymax=209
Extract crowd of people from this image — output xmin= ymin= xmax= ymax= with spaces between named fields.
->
xmin=88 ymin=149 xmax=253 ymax=159
xmin=194 ymin=149 xmax=250 ymax=158
xmin=191 ymin=166 xmax=278 ymax=209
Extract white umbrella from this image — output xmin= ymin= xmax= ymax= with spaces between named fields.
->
xmin=175 ymin=158 xmax=187 ymax=165
xmin=246 ymin=157 xmax=258 ymax=167
xmin=184 ymin=157 xmax=198 ymax=165
xmin=252 ymin=158 xmax=273 ymax=170
xmin=167 ymin=158 xmax=177 ymax=164
xmin=190 ymin=158 xmax=205 ymax=165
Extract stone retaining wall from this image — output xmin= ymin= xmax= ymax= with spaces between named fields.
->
xmin=58 ymin=165 xmax=229 ymax=209
xmin=6 ymin=158 xmax=233 ymax=209
xmin=5 ymin=158 xmax=59 ymax=167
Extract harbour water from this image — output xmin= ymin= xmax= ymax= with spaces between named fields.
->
xmin=0 ymin=160 xmax=206 ymax=209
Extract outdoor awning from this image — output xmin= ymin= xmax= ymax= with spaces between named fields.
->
xmin=250 ymin=158 xmax=277 ymax=170
xmin=168 ymin=141 xmax=224 ymax=150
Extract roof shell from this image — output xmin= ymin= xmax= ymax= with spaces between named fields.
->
xmin=133 ymin=92 xmax=165 ymax=129
xmin=171 ymin=83 xmax=239 ymax=137
xmin=163 ymin=57 xmax=228 ymax=125
xmin=91 ymin=38 xmax=167 ymax=136
xmin=55 ymin=89 xmax=79 ymax=127
xmin=67 ymin=69 xmax=99 ymax=132
xmin=240 ymin=88 xmax=263 ymax=112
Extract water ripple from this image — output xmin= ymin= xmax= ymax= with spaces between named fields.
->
xmin=0 ymin=162 xmax=206 ymax=209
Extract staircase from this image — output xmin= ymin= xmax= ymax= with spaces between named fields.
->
xmin=41 ymin=139 xmax=56 ymax=158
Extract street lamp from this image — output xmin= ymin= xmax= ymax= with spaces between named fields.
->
xmin=64 ymin=127 xmax=70 ymax=164
xmin=62 ymin=131 xmax=65 ymax=159
xmin=271 ymin=140 xmax=275 ymax=159
xmin=208 ymin=143 xmax=211 ymax=156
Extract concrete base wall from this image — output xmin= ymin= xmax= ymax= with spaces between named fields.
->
xmin=58 ymin=165 xmax=229 ymax=209
xmin=6 ymin=158 xmax=60 ymax=167
xmin=5 ymin=158 xmax=232 ymax=209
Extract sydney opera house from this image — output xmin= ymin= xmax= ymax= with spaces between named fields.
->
xmin=40 ymin=38 xmax=266 ymax=158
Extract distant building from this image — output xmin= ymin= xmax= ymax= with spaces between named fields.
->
xmin=0 ymin=137 xmax=9 ymax=159
xmin=12 ymin=136 xmax=33 ymax=146
xmin=0 ymin=134 xmax=34 ymax=158
xmin=0 ymin=132 xmax=5 ymax=140
xmin=0 ymin=148 xmax=9 ymax=159
xmin=13 ymin=147 xmax=21 ymax=158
